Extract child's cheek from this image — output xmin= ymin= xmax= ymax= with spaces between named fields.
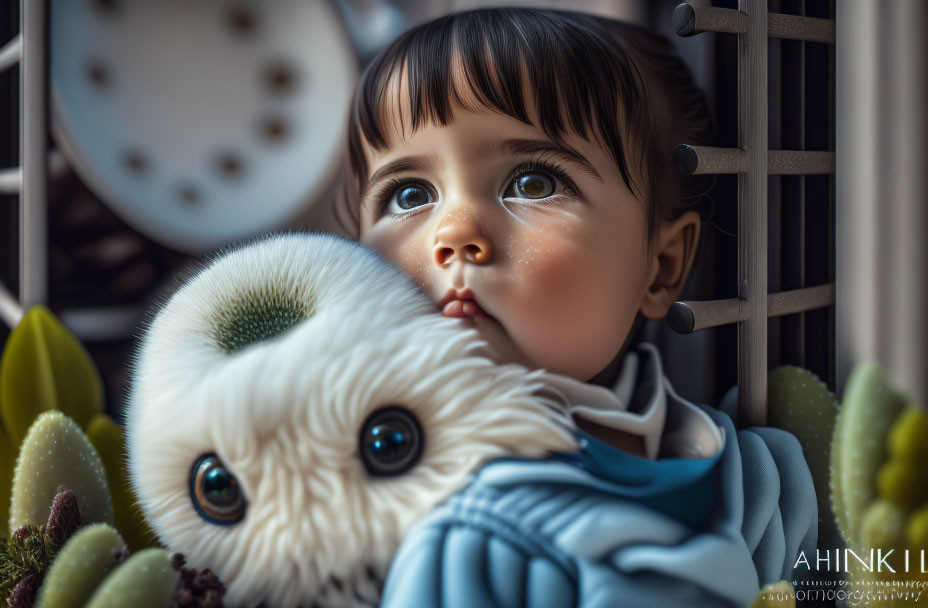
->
xmin=502 ymin=224 xmax=635 ymax=377
xmin=498 ymin=226 xmax=581 ymax=333
xmin=361 ymin=221 xmax=432 ymax=291
xmin=505 ymin=213 xmax=622 ymax=297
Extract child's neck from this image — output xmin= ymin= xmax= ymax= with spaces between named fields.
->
xmin=588 ymin=349 xmax=626 ymax=387
xmin=587 ymin=314 xmax=645 ymax=388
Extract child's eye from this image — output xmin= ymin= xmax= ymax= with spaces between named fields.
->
xmin=511 ymin=173 xmax=556 ymax=199
xmin=503 ymin=162 xmax=578 ymax=202
xmin=378 ymin=181 xmax=437 ymax=217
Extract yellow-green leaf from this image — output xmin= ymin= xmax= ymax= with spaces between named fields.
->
xmin=832 ymin=362 xmax=907 ymax=550
xmin=86 ymin=414 xmax=158 ymax=550
xmin=0 ymin=424 xmax=15 ymax=539
xmin=888 ymin=405 xmax=928 ymax=462
xmin=767 ymin=365 xmax=838 ymax=543
xmin=907 ymin=504 xmax=928 ymax=549
xmin=0 ymin=306 xmax=103 ymax=446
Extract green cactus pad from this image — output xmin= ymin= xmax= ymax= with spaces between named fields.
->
xmin=831 ymin=363 xmax=907 ymax=550
xmin=767 ymin=365 xmax=838 ymax=541
xmin=860 ymin=499 xmax=908 ymax=551
xmin=85 ymin=414 xmax=156 ymax=551
xmin=84 ymin=548 xmax=179 ymax=608
xmin=34 ymin=523 xmax=126 ymax=608
xmin=9 ymin=411 xmax=113 ymax=535
xmin=0 ymin=306 xmax=103 ymax=447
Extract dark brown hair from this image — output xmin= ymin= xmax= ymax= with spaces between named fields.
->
xmin=340 ymin=8 xmax=714 ymax=245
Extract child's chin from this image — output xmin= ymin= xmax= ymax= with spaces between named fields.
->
xmin=472 ymin=314 xmax=535 ymax=369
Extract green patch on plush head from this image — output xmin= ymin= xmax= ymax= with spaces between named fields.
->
xmin=213 ymin=288 xmax=313 ymax=354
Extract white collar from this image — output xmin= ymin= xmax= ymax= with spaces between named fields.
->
xmin=539 ymin=342 xmax=725 ymax=460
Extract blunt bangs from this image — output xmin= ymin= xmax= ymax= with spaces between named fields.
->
xmin=344 ymin=8 xmax=715 ymax=243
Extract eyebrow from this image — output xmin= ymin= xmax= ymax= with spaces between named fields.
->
xmin=481 ymin=138 xmax=603 ymax=181
xmin=360 ymin=155 xmax=440 ymax=203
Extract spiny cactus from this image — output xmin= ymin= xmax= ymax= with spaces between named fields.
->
xmin=0 ymin=306 xmax=102 ymax=447
xmin=3 ymin=489 xmax=225 ymax=607
xmin=831 ymin=363 xmax=928 ymax=607
xmin=84 ymin=548 xmax=180 ymax=608
xmin=9 ymin=411 xmax=113 ymax=535
xmin=767 ymin=365 xmax=838 ymax=544
xmin=860 ymin=498 xmax=908 ymax=550
xmin=0 ymin=305 xmax=153 ymax=549
xmin=830 ymin=362 xmax=907 ymax=549
xmin=857 ymin=498 xmax=916 ymax=607
xmin=85 ymin=414 xmax=157 ymax=550
xmin=34 ymin=523 xmax=127 ymax=608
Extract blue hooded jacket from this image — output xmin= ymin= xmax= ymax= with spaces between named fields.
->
xmin=380 ymin=343 xmax=818 ymax=608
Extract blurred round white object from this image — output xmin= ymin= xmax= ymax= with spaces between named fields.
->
xmin=50 ymin=0 xmax=357 ymax=252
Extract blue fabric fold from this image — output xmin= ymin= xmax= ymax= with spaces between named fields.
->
xmin=380 ymin=403 xmax=818 ymax=608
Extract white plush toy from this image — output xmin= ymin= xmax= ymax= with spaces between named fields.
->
xmin=127 ymin=234 xmax=579 ymax=607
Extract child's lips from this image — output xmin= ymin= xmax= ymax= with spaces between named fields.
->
xmin=438 ymin=288 xmax=489 ymax=320
xmin=442 ymin=299 xmax=486 ymax=319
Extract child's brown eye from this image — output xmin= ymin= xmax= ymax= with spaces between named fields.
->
xmin=504 ymin=161 xmax=578 ymax=202
xmin=510 ymin=172 xmax=556 ymax=199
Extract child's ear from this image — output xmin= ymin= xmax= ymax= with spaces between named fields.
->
xmin=639 ymin=210 xmax=701 ymax=319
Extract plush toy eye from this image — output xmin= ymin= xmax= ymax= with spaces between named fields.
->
xmin=189 ymin=453 xmax=246 ymax=525
xmin=359 ymin=406 xmax=424 ymax=476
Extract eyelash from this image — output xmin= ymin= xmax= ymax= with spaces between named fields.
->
xmin=372 ymin=159 xmax=579 ymax=219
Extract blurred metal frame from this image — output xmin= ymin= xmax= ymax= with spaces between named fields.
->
xmin=672 ymin=0 xmax=836 ymax=426
xmin=0 ymin=0 xmax=46 ymax=330
xmin=836 ymin=0 xmax=928 ymax=407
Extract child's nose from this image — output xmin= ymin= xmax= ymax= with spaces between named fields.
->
xmin=432 ymin=220 xmax=494 ymax=266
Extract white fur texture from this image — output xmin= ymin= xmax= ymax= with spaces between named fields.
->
xmin=127 ymin=234 xmax=578 ymax=608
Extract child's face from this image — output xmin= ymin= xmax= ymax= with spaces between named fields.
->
xmin=357 ymin=108 xmax=660 ymax=381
